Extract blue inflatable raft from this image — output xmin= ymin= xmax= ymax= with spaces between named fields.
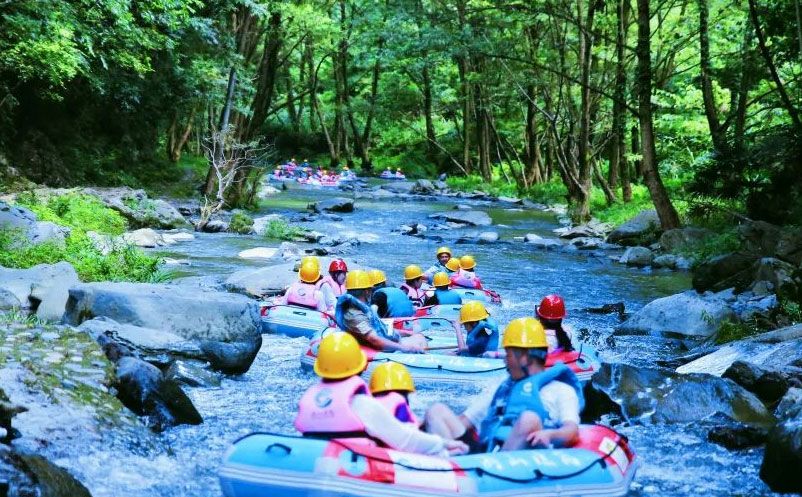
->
xmin=260 ymin=304 xmax=335 ymax=338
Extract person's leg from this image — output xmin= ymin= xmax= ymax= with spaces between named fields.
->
xmin=501 ymin=411 xmax=542 ymax=451
xmin=424 ymin=403 xmax=468 ymax=439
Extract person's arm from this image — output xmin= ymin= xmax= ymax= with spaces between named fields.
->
xmin=319 ymin=284 xmax=336 ymax=310
xmin=460 ymin=379 xmax=502 ymax=430
xmin=371 ymin=292 xmax=389 ymax=318
xmin=314 ymin=290 xmax=328 ymax=313
xmin=527 ymin=384 xmax=581 ymax=447
xmin=352 ymin=395 xmax=466 ymax=456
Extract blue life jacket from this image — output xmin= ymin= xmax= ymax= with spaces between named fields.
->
xmin=424 ymin=262 xmax=452 ymax=282
xmin=373 ymin=287 xmax=414 ymax=317
xmin=464 ymin=318 xmax=499 ymax=356
xmin=479 ymin=363 xmax=584 ymax=451
xmin=434 ymin=289 xmax=462 ymax=305
xmin=335 ymin=294 xmax=399 ymax=342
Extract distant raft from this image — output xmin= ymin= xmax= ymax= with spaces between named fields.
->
xmin=219 ymin=425 xmax=637 ymax=497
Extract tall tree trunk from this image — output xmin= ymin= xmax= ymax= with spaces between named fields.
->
xmin=204 ymin=66 xmax=237 ymax=196
xmin=245 ymin=11 xmax=284 ymax=140
xmin=612 ymin=0 xmax=630 ymax=201
xmin=422 ymin=64 xmax=438 ymax=163
xmin=636 ymin=0 xmax=681 ymax=229
xmin=698 ymin=0 xmax=729 ymax=154
xmin=574 ymin=0 xmax=598 ymax=222
xmin=457 ymin=0 xmax=473 ymax=174
xmin=286 ymin=66 xmax=300 ymax=132
xmin=524 ymin=84 xmax=543 ymax=186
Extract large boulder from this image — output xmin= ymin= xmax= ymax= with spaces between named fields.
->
xmin=224 ymin=261 xmax=299 ymax=298
xmin=606 ymin=209 xmax=661 ymax=246
xmin=428 ymin=210 xmax=492 ymax=227
xmin=589 ymin=362 xmax=773 ymax=424
xmin=114 ymin=356 xmax=202 ymax=431
xmin=238 ymin=247 xmax=279 ymax=260
xmin=615 ymin=290 xmax=737 ymax=339
xmin=251 ymin=214 xmax=285 ymax=236
xmin=760 ymin=388 xmax=802 ymax=493
xmin=119 ymin=228 xmax=165 ymax=248
xmin=380 ymin=181 xmax=415 ymax=194
xmin=737 ymin=221 xmax=782 ymax=256
xmin=692 ymin=252 xmax=758 ymax=292
xmin=524 ymin=234 xmax=561 ymax=250
xmin=29 ymin=221 xmax=70 ymax=246
xmin=722 ymin=361 xmax=791 ymax=405
xmin=659 ymin=227 xmax=714 ymax=253
xmin=309 ymin=197 xmax=355 ymax=213
xmin=0 ymin=262 xmax=80 ymax=321
xmin=750 ymin=257 xmax=800 ymax=301
xmin=775 ymin=226 xmax=802 ymax=266
xmin=619 ymin=246 xmax=654 ymax=267
xmin=0 ymin=201 xmax=36 ymax=234
xmin=83 ymin=187 xmax=187 ymax=229
xmin=0 ymin=449 xmax=93 ymax=497
xmin=411 ymin=179 xmax=436 ymax=195
xmin=553 ymin=219 xmax=612 ymax=240
xmin=62 ymin=282 xmax=262 ymax=374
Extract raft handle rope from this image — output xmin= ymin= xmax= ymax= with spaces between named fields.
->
xmin=266 ymin=443 xmax=292 ymax=455
xmin=371 ymin=357 xmax=508 ymax=374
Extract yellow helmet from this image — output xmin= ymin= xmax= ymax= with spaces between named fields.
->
xmin=445 ymin=258 xmax=462 ymax=272
xmin=299 ymin=260 xmax=321 ymax=283
xmin=301 ymin=255 xmax=320 ymax=267
xmin=345 ymin=270 xmax=373 ymax=290
xmin=502 ymin=317 xmax=548 ymax=349
xmin=436 ymin=246 xmax=452 ymax=257
xmin=369 ymin=362 xmax=415 ymax=394
xmin=433 ymin=272 xmax=451 ymax=288
xmin=403 ymin=264 xmax=424 ymax=280
xmin=460 ymin=255 xmax=476 ymax=270
xmin=460 ymin=301 xmax=490 ymax=323
xmin=368 ymin=269 xmax=387 ymax=286
xmin=314 ymin=332 xmax=367 ymax=379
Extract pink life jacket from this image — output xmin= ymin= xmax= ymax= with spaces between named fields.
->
xmin=294 ymin=375 xmax=369 ymax=437
xmin=400 ymin=283 xmax=427 ymax=308
xmin=320 ymin=274 xmax=346 ymax=297
xmin=285 ymin=281 xmax=322 ymax=310
xmin=375 ymin=392 xmax=419 ymax=425
xmin=450 ymin=270 xmax=483 ymax=289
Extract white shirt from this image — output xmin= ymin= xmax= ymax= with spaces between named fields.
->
xmin=351 ymin=395 xmax=448 ymax=457
xmin=463 ymin=377 xmax=580 ymax=429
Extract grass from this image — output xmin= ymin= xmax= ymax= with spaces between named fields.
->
xmin=17 ymin=191 xmax=128 ymax=235
xmin=229 ymin=212 xmax=254 ymax=234
xmin=263 ymin=219 xmax=308 ymax=241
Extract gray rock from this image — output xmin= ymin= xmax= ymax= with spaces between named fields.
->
xmin=0 ymin=201 xmax=36 ymax=234
xmin=161 ymin=231 xmax=195 ymax=243
xmin=0 ymin=262 xmax=80 ymax=320
xmin=589 ymin=362 xmax=773 ymax=424
xmin=115 ymin=356 xmax=202 ymax=431
xmin=29 ymin=221 xmax=70 ymax=246
xmin=86 ymin=230 xmax=115 ymax=255
xmin=309 ymin=197 xmax=355 ymax=213
xmin=722 ymin=360 xmax=790 ymax=405
xmin=433 ymin=180 xmax=448 ymax=191
xmin=732 ymin=293 xmax=778 ymax=321
xmin=83 ymin=187 xmax=187 ymax=229
xmin=0 ymin=450 xmax=93 ymax=497
xmin=775 ymin=227 xmax=802 ymax=266
xmin=428 ymin=210 xmax=492 ymax=227
xmin=524 ymin=234 xmax=561 ymax=250
xmin=607 ymin=210 xmax=661 ymax=246
xmin=396 ymin=224 xmax=427 ymax=237
xmin=498 ymin=196 xmax=523 ymax=205
xmin=251 ymin=214 xmax=285 ymax=236
xmin=659 ymin=227 xmax=714 ymax=253
xmin=760 ymin=388 xmax=802 ymax=493
xmin=62 ymin=282 xmax=262 ymax=374
xmin=278 ymin=242 xmax=304 ymax=260
xmin=616 ymin=290 xmax=737 ymax=339
xmin=708 ymin=424 xmax=769 ymax=450
xmin=553 ymin=219 xmax=612 ymax=239
xmin=119 ymin=228 xmax=164 ymax=248
xmin=652 ymin=254 xmax=678 ymax=269
xmin=692 ymin=252 xmax=758 ymax=293
xmin=165 ymin=360 xmax=221 ymax=388
xmin=0 ymin=288 xmax=21 ymax=311
xmin=454 ymin=204 xmax=472 ymax=211
xmin=411 ymin=179 xmax=436 ymax=195
xmin=570 ymin=237 xmax=605 ymax=250
xmin=751 ymin=257 xmax=799 ymax=301
xmin=225 ymin=261 xmax=299 ymax=298
xmin=380 ymin=181 xmax=415 ymax=194
xmin=737 ymin=221 xmax=782 ymax=256
xmin=238 ymin=247 xmax=278 ymax=260
xmin=477 ymin=232 xmax=499 ymax=244
xmin=620 ymin=246 xmax=654 ymax=267
xmin=201 ymin=219 xmax=229 ymax=233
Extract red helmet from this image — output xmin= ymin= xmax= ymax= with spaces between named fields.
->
xmin=536 ymin=294 xmax=566 ymax=320
xmin=329 ymin=259 xmax=348 ymax=272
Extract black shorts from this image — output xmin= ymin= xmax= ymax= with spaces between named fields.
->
xmin=458 ymin=428 xmax=485 ymax=454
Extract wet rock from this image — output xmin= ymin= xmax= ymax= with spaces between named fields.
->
xmin=115 ymin=357 xmax=202 ymax=431
xmin=584 ymin=302 xmax=626 ymax=319
xmin=750 ymin=257 xmax=800 ymax=301
xmin=606 ymin=209 xmax=661 ymax=246
xmin=396 ymin=224 xmax=427 ymax=237
xmin=652 ymin=254 xmax=676 ymax=269
xmin=589 ymin=362 xmax=773 ymax=424
xmin=238 ymin=247 xmax=278 ymax=260
xmin=454 ymin=204 xmax=472 ymax=211
xmin=619 ymin=246 xmax=654 ymax=267
xmin=433 ymin=180 xmax=448 ymax=191
xmin=760 ymin=388 xmax=802 ymax=493
xmin=570 ymin=237 xmax=606 ymax=250
xmin=165 ymin=360 xmax=221 ymax=388
xmin=428 ymin=210 xmax=492 ymax=227
xmin=524 ymin=234 xmax=561 ymax=250
xmin=659 ymin=227 xmax=714 ymax=254
xmin=477 ymin=232 xmax=499 ymax=244
xmin=79 ymin=317 xmax=206 ymax=366
xmin=775 ymin=226 xmax=802 ymax=266
xmin=225 ymin=261 xmax=299 ymax=298
xmin=161 ymin=231 xmax=195 ymax=244
xmin=63 ymin=282 xmax=262 ymax=374
xmin=615 ymin=290 xmax=736 ymax=339
xmin=0 ymin=449 xmax=93 ymax=497
xmin=309 ymin=197 xmax=354 ymax=213
xmin=0 ymin=388 xmax=26 ymax=444
xmin=380 ymin=181 xmax=415 ymax=194
xmin=553 ymin=219 xmax=612 ymax=240
xmin=83 ymin=187 xmax=187 ymax=229
xmin=201 ymin=219 xmax=228 ymax=233
xmin=277 ymin=242 xmax=304 ymax=260
xmin=119 ymin=228 xmax=164 ymax=248
xmin=0 ymin=262 xmax=80 ymax=321
xmin=497 ymin=196 xmax=523 ymax=205
xmin=708 ymin=424 xmax=769 ymax=449
xmin=411 ymin=179 xmax=436 ymax=195
xmin=722 ymin=361 xmax=791 ymax=405
xmin=692 ymin=252 xmax=757 ymax=293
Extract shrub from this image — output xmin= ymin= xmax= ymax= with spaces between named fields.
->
xmin=17 ymin=191 xmax=127 ymax=235
xmin=264 ymin=219 xmax=307 ymax=241
xmin=229 ymin=212 xmax=255 ymax=234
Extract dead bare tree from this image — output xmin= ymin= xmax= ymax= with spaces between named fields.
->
xmin=197 ymin=127 xmax=271 ymax=231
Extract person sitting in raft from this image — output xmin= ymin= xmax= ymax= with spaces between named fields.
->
xmin=458 ymin=301 xmax=499 ymax=357
xmin=395 ymin=168 xmax=405 ymax=178
xmin=424 ymin=317 xmax=582 ymax=453
xmin=369 ymin=362 xmax=420 ymax=426
xmin=423 ymin=272 xmax=463 ymax=307
xmin=320 ymin=259 xmax=348 ymax=310
xmin=399 ymin=265 xmax=429 ymax=308
xmin=335 ymin=270 xmax=427 ymax=353
xmin=295 ymin=332 xmax=467 ymax=456
xmin=536 ymin=294 xmax=574 ymax=353
xmin=278 ymin=259 xmax=328 ymax=312
xmin=450 ymin=254 xmax=483 ymax=289
xmin=423 ymin=246 xmax=453 ymax=283
xmin=369 ymin=269 xmax=415 ymax=318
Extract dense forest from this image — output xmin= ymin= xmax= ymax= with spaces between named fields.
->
xmin=1 ymin=0 xmax=801 ymax=225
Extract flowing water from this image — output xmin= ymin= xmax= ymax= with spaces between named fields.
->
xmin=59 ymin=183 xmax=777 ymax=497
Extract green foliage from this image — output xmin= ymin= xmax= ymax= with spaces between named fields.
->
xmin=229 ymin=212 xmax=254 ymax=234
xmin=715 ymin=318 xmax=761 ymax=345
xmin=17 ymin=192 xmax=127 ymax=235
xmin=263 ymin=219 xmax=308 ymax=241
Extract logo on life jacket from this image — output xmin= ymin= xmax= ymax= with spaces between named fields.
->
xmin=522 ymin=382 xmax=534 ymax=395
xmin=315 ymin=389 xmax=333 ymax=408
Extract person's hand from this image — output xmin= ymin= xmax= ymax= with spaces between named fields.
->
xmin=402 ymin=342 xmax=426 ymax=354
xmin=444 ymin=439 xmax=469 ymax=456
xmin=526 ymin=429 xmax=552 ymax=448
